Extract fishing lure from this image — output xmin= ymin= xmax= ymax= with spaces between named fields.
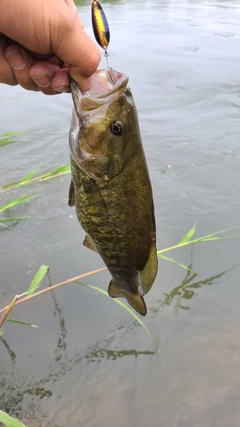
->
xmin=91 ymin=0 xmax=110 ymax=57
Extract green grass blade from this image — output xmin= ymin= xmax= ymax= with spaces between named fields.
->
xmin=157 ymin=226 xmax=240 ymax=255
xmin=0 ymin=216 xmax=32 ymax=222
xmin=46 ymin=164 xmax=70 ymax=176
xmin=0 ymin=411 xmax=26 ymax=427
xmin=0 ymin=328 xmax=4 ymax=338
xmin=1 ymin=170 xmax=39 ymax=190
xmin=0 ymin=132 xmax=24 ymax=147
xmin=76 ymin=281 xmax=160 ymax=351
xmin=0 ymin=222 xmax=12 ymax=229
xmin=1 ymin=164 xmax=71 ymax=191
xmin=0 ymin=139 xmax=15 ymax=146
xmin=178 ymin=222 xmax=196 ymax=245
xmin=201 ymin=234 xmax=240 ymax=242
xmin=158 ymin=254 xmax=194 ymax=272
xmin=31 ymin=164 xmax=71 ymax=180
xmin=183 ymin=226 xmax=240 ymax=245
xmin=0 ymin=195 xmax=39 ymax=213
xmin=5 ymin=319 xmax=38 ymax=328
xmin=21 ymin=169 xmax=39 ymax=182
xmin=27 ymin=265 xmax=49 ymax=296
xmin=0 ymin=132 xmax=23 ymax=137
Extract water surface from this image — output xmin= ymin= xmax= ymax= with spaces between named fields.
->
xmin=1 ymin=1 xmax=240 ymax=426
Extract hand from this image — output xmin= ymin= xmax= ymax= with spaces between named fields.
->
xmin=0 ymin=0 xmax=101 ymax=94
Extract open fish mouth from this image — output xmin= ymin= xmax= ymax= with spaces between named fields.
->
xmin=71 ymin=67 xmax=129 ymax=109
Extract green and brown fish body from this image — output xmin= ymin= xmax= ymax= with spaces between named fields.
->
xmin=69 ymin=68 xmax=158 ymax=316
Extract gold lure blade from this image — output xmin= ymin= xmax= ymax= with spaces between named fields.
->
xmin=91 ymin=0 xmax=110 ymax=55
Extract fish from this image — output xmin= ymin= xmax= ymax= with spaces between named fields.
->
xmin=91 ymin=0 xmax=110 ymax=51
xmin=69 ymin=67 xmax=158 ymax=316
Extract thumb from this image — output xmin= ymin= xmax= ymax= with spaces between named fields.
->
xmin=53 ymin=8 xmax=101 ymax=91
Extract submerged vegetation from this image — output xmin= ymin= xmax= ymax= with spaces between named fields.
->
xmin=1 ymin=133 xmax=240 ymax=341
xmin=1 ymin=164 xmax=239 ymax=343
xmin=1 ymin=135 xmax=240 ymax=426
xmin=0 ymin=164 xmax=70 ymax=227
xmin=1 ymin=149 xmax=240 ymax=341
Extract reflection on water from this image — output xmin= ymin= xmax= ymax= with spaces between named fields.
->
xmin=159 ymin=266 xmax=232 ymax=310
xmin=0 ymin=265 xmax=230 ymax=386
xmin=1 ymin=257 xmax=239 ymax=426
xmin=84 ymin=344 xmax=156 ymax=362
xmin=1 ymin=338 xmax=16 ymax=363
xmin=51 ymin=290 xmax=68 ymax=361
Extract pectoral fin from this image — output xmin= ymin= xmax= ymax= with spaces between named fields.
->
xmin=108 ymin=281 xmax=147 ymax=316
xmin=68 ymin=179 xmax=75 ymax=207
xmin=83 ymin=235 xmax=98 ymax=253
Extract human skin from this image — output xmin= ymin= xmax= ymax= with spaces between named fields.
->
xmin=0 ymin=0 xmax=101 ymax=94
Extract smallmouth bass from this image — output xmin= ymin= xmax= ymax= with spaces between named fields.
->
xmin=69 ymin=68 xmax=158 ymax=316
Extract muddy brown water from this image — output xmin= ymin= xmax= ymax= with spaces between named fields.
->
xmin=1 ymin=1 xmax=240 ymax=426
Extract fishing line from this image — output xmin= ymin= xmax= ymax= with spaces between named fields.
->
xmin=91 ymin=0 xmax=110 ymax=70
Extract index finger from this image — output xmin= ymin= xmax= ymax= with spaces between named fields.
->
xmin=51 ymin=8 xmax=100 ymax=91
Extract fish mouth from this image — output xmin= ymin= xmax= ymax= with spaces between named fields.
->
xmin=71 ymin=68 xmax=129 ymax=113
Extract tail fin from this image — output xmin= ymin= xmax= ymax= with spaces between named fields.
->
xmin=108 ymin=281 xmax=147 ymax=316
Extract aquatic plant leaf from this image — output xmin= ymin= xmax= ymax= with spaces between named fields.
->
xmin=76 ymin=281 xmax=160 ymax=351
xmin=21 ymin=169 xmax=39 ymax=182
xmin=5 ymin=319 xmax=38 ymax=328
xmin=158 ymin=254 xmax=194 ymax=272
xmin=0 ymin=132 xmax=23 ymax=145
xmin=0 ymin=131 xmax=23 ymax=137
xmin=46 ymin=164 xmax=70 ymax=176
xmin=0 ymin=139 xmax=15 ymax=146
xmin=0 ymin=171 xmax=40 ymax=190
xmin=0 ymin=195 xmax=39 ymax=213
xmin=0 ymin=222 xmax=12 ymax=229
xmin=27 ymin=265 xmax=49 ymax=296
xmin=157 ymin=226 xmax=240 ymax=256
xmin=33 ymin=164 xmax=71 ymax=181
xmin=178 ymin=222 xmax=196 ymax=245
xmin=0 ymin=410 xmax=26 ymax=427
xmin=1 ymin=164 xmax=71 ymax=191
xmin=0 ymin=216 xmax=32 ymax=222
xmin=0 ymin=131 xmax=23 ymax=146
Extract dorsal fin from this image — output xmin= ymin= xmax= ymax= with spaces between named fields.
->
xmin=108 ymin=281 xmax=147 ymax=316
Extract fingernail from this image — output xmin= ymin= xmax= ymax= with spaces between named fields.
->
xmin=6 ymin=50 xmax=25 ymax=70
xmin=53 ymin=86 xmax=69 ymax=93
xmin=31 ymin=74 xmax=50 ymax=88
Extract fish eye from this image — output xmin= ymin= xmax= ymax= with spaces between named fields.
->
xmin=110 ymin=120 xmax=124 ymax=136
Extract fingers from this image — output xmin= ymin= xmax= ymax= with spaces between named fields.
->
xmin=29 ymin=61 xmax=70 ymax=94
xmin=0 ymin=37 xmax=17 ymax=85
xmin=51 ymin=68 xmax=70 ymax=93
xmin=0 ymin=38 xmax=70 ymax=94
xmin=5 ymin=43 xmax=38 ymax=91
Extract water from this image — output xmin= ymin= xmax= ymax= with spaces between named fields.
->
xmin=1 ymin=0 xmax=240 ymax=426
